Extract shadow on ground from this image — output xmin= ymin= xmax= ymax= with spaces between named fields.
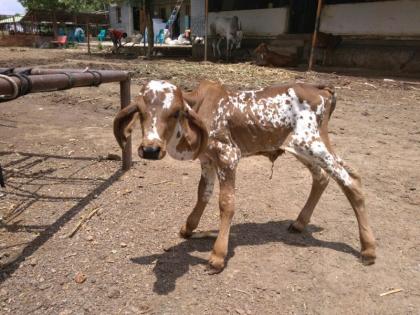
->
xmin=131 ymin=220 xmax=359 ymax=295
xmin=0 ymin=151 xmax=123 ymax=283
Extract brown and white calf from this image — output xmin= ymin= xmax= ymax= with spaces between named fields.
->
xmin=254 ymin=43 xmax=297 ymax=67
xmin=113 ymin=80 xmax=376 ymax=272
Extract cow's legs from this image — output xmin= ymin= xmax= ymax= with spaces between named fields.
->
xmin=216 ymin=38 xmax=223 ymax=59
xmin=212 ymin=38 xmax=217 ymax=57
xmin=288 ymin=137 xmax=376 ymax=264
xmin=208 ymin=166 xmax=236 ymax=272
xmin=226 ymin=38 xmax=231 ymax=62
xmin=180 ymin=159 xmax=216 ymax=238
xmin=288 ymin=155 xmax=330 ymax=233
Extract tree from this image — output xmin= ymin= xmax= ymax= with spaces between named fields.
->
xmin=124 ymin=0 xmax=154 ymax=58
xmin=19 ymin=0 xmax=109 ymax=12
xmin=19 ymin=0 xmax=65 ymax=36
xmin=144 ymin=0 xmax=154 ymax=59
xmin=59 ymin=0 xmax=112 ymax=12
xmin=19 ymin=0 xmax=110 ymax=36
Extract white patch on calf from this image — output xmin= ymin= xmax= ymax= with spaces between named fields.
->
xmin=146 ymin=80 xmax=177 ymax=109
xmin=162 ymin=91 xmax=174 ymax=110
xmin=146 ymin=117 xmax=161 ymax=141
xmin=147 ymin=80 xmax=176 ymax=93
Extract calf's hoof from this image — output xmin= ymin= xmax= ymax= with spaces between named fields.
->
xmin=288 ymin=221 xmax=305 ymax=233
xmin=361 ymin=248 xmax=376 ymax=265
xmin=208 ymin=252 xmax=225 ymax=274
xmin=179 ymin=225 xmax=193 ymax=239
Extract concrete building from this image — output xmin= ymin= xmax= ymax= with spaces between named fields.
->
xmin=110 ymin=0 xmax=420 ymax=73
xmin=190 ymin=0 xmax=420 ymax=73
xmin=109 ymin=0 xmax=191 ymax=37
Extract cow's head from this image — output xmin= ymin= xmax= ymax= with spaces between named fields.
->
xmin=113 ymin=80 xmax=208 ymax=161
xmin=254 ymin=43 xmax=269 ymax=54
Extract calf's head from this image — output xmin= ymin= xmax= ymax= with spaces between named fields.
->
xmin=113 ymin=80 xmax=208 ymax=161
xmin=254 ymin=43 xmax=268 ymax=54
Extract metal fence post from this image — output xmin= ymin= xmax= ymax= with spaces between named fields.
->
xmin=120 ymin=77 xmax=132 ymax=170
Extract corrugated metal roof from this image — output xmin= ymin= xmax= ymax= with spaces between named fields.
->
xmin=0 ymin=15 xmax=23 ymax=24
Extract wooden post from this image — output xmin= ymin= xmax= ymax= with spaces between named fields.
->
xmin=204 ymin=0 xmax=208 ymax=61
xmin=86 ymin=19 xmax=91 ymax=54
xmin=52 ymin=10 xmax=58 ymax=37
xmin=308 ymin=0 xmax=323 ymax=71
xmin=31 ymin=14 xmax=35 ymax=34
xmin=12 ymin=16 xmax=17 ymax=35
xmin=120 ymin=78 xmax=132 ymax=170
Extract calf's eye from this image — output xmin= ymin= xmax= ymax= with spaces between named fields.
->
xmin=173 ymin=111 xmax=180 ymax=119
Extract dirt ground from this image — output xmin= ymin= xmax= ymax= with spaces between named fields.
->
xmin=0 ymin=47 xmax=419 ymax=315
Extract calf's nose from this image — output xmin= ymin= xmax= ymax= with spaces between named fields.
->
xmin=139 ymin=146 xmax=161 ymax=160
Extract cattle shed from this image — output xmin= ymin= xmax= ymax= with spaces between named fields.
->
xmin=0 ymin=10 xmax=109 ymax=48
xmin=190 ymin=0 xmax=420 ymax=73
xmin=109 ymin=0 xmax=191 ymax=37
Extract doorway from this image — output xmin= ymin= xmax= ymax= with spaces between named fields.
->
xmin=288 ymin=0 xmax=318 ymax=34
xmin=133 ymin=7 xmax=140 ymax=32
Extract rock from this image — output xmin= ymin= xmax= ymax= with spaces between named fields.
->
xmin=0 ymin=288 xmax=7 ymax=300
xmin=120 ymin=243 xmax=127 ymax=248
xmin=74 ymin=272 xmax=87 ymax=284
xmin=107 ymin=287 xmax=120 ymax=299
xmin=86 ymin=235 xmax=94 ymax=241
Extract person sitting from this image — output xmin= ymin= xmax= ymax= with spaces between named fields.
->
xmin=74 ymin=27 xmax=85 ymax=43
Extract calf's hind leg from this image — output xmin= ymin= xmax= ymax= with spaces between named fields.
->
xmin=180 ymin=160 xmax=216 ymax=238
xmin=288 ymin=138 xmax=376 ymax=264
xmin=288 ymin=155 xmax=330 ymax=233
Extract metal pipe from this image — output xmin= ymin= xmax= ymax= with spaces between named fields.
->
xmin=0 ymin=68 xmax=130 ymax=79
xmin=308 ymin=0 xmax=323 ymax=71
xmin=0 ymin=69 xmax=132 ymax=171
xmin=120 ymin=78 xmax=132 ymax=171
xmin=0 ymin=71 xmax=130 ymax=95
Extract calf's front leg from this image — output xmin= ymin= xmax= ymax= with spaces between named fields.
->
xmin=180 ymin=159 xmax=216 ymax=238
xmin=209 ymin=167 xmax=236 ymax=272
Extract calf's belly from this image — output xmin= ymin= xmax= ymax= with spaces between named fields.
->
xmin=231 ymin=126 xmax=290 ymax=157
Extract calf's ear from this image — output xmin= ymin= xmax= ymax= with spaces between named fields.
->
xmin=113 ymin=102 xmax=140 ymax=149
xmin=180 ymin=104 xmax=208 ymax=160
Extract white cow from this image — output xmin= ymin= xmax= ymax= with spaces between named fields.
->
xmin=209 ymin=16 xmax=243 ymax=61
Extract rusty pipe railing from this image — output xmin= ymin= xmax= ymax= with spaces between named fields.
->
xmin=0 ymin=68 xmax=132 ymax=171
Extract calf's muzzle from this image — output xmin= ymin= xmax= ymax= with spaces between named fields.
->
xmin=138 ymin=145 xmax=162 ymax=160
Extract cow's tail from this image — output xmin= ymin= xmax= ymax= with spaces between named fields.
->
xmin=325 ymin=86 xmax=336 ymax=120
xmin=314 ymin=84 xmax=336 ymax=120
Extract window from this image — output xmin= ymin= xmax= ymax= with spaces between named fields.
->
xmin=116 ymin=7 xmax=122 ymax=23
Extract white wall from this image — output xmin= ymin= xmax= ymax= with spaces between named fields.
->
xmin=109 ymin=4 xmax=134 ymax=36
xmin=208 ymin=8 xmax=289 ymax=36
xmin=191 ymin=0 xmax=205 ymax=36
xmin=320 ymin=0 xmax=420 ymax=36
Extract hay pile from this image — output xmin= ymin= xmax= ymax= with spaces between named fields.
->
xmin=130 ymin=60 xmax=298 ymax=90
